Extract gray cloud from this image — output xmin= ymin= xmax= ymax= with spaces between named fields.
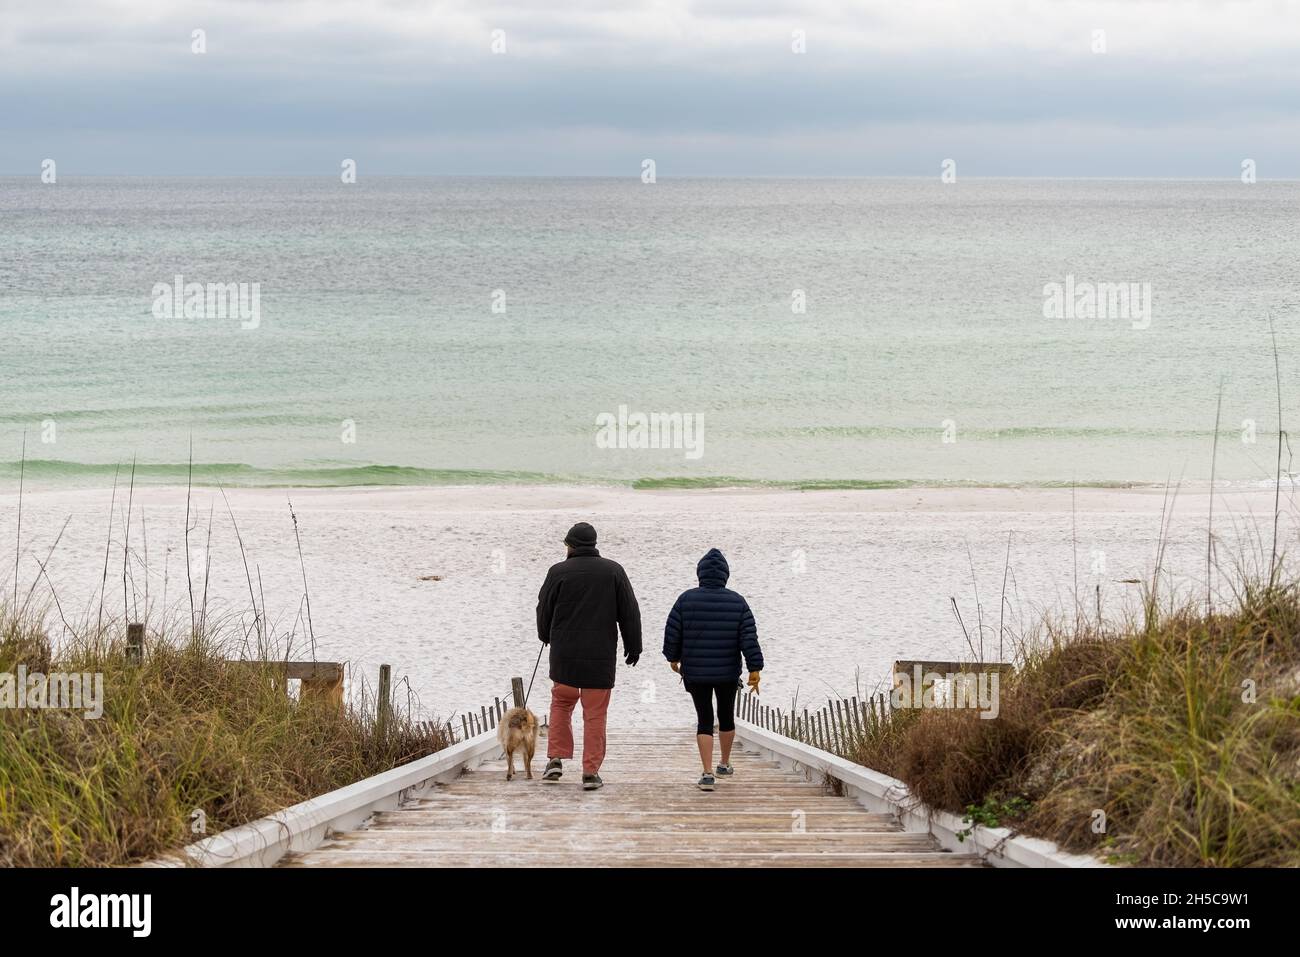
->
xmin=2 ymin=0 xmax=1299 ymax=175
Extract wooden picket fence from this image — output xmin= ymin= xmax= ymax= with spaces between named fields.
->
xmin=458 ymin=693 xmax=510 ymax=741
xmin=735 ymin=688 xmax=893 ymax=758
xmin=374 ymin=664 xmax=528 ymax=746
xmin=453 ymin=676 xmax=544 ymax=742
xmin=420 ymin=678 xmax=892 ymax=755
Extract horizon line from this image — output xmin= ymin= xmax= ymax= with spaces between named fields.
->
xmin=3 ymin=173 xmax=1296 ymax=182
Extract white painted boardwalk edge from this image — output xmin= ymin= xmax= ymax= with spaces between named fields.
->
xmin=735 ymin=718 xmax=1107 ymax=868
xmin=148 ymin=734 xmax=503 ymax=868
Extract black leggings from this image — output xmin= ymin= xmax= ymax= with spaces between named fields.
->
xmin=687 ymin=682 xmax=738 ymax=735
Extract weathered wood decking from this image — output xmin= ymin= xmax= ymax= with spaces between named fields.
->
xmin=280 ymin=730 xmax=982 ymax=867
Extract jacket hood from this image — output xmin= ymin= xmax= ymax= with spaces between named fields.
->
xmin=696 ymin=548 xmax=730 ymax=588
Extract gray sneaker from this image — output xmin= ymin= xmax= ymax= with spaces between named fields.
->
xmin=542 ymin=758 xmax=563 ymax=782
xmin=582 ymin=773 xmax=603 ymax=791
xmin=698 ymin=772 xmax=716 ymax=791
xmin=715 ymin=763 xmax=734 ymax=776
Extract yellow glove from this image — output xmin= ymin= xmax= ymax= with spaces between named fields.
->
xmin=670 ymin=661 xmax=681 ymax=674
xmin=747 ymin=671 xmax=761 ymax=694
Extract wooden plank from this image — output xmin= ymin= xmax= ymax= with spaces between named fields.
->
xmin=377 ymin=664 xmax=392 ymax=738
xmin=892 ymin=660 xmax=1014 ymax=680
xmin=283 ymin=661 xmax=344 ymax=682
xmin=224 ymin=660 xmax=345 ymax=682
xmin=321 ymin=831 xmax=941 ymax=849
xmin=370 ymin=810 xmax=901 ymax=828
xmin=126 ymin=623 xmax=144 ymax=664
xmin=301 ymin=670 xmax=343 ymax=710
xmin=439 ymin=782 xmax=833 ymax=792
xmin=282 ymin=858 xmax=977 ymax=868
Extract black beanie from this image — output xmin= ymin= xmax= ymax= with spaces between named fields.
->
xmin=564 ymin=522 xmax=597 ymax=547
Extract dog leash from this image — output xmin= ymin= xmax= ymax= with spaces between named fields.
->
xmin=492 ymin=644 xmax=545 ymax=718
xmin=523 ymin=641 xmax=545 ymax=708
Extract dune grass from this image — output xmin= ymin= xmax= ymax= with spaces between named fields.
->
xmin=844 ymin=582 xmax=1300 ymax=866
xmin=0 ymin=608 xmax=452 ymax=867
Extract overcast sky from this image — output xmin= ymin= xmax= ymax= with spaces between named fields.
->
xmin=3 ymin=0 xmax=1299 ymax=176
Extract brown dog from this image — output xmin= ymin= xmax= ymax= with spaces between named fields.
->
xmin=497 ymin=706 xmax=538 ymax=780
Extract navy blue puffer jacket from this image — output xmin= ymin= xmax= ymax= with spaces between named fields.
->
xmin=662 ymin=549 xmax=763 ymax=684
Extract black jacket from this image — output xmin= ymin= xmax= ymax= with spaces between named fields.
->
xmin=536 ymin=546 xmax=642 ymax=689
xmin=662 ymin=548 xmax=763 ymax=684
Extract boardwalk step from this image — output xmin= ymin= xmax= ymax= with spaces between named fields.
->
xmin=367 ymin=811 xmax=903 ymax=832
xmin=278 ymin=731 xmax=982 ymax=869
xmin=282 ymin=851 xmax=983 ymax=868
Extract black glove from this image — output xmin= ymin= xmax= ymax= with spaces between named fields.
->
xmin=625 ymin=653 xmax=640 ymax=666
xmin=540 ymin=635 xmax=549 ymax=646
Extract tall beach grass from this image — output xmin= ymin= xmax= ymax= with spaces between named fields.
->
xmin=1 ymin=460 xmax=454 ymax=867
xmin=0 ymin=607 xmax=451 ymax=867
xmin=840 ymin=566 xmax=1300 ymax=867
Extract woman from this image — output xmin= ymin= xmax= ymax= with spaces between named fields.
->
xmin=662 ymin=548 xmax=764 ymax=790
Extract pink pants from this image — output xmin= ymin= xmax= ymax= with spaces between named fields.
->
xmin=547 ymin=682 xmax=612 ymax=775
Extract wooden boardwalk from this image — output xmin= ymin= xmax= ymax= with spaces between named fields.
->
xmin=281 ymin=729 xmax=983 ymax=867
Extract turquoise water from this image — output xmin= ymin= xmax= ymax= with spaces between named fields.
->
xmin=2 ymin=176 xmax=1297 ymax=488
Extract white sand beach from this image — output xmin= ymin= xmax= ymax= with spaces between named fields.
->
xmin=1 ymin=483 xmax=1292 ymax=729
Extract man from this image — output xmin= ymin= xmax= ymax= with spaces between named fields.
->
xmin=536 ymin=522 xmax=641 ymax=790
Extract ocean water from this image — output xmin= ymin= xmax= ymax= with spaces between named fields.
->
xmin=2 ymin=176 xmax=1298 ymax=489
